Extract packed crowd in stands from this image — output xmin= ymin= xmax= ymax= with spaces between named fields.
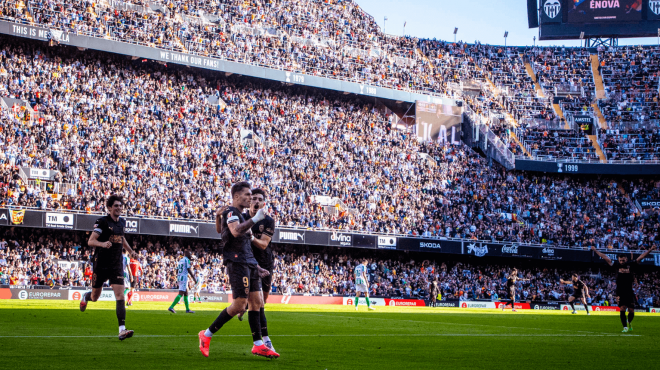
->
xmin=2 ymin=36 xmax=660 ymax=250
xmin=0 ymin=228 xmax=658 ymax=307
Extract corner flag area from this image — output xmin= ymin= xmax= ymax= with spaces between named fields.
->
xmin=0 ymin=301 xmax=657 ymax=369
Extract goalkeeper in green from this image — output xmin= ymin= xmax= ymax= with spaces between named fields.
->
xmin=354 ymin=260 xmax=374 ymax=311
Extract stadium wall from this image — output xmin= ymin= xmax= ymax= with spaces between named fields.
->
xmin=0 ymin=21 xmax=453 ymax=105
xmin=2 ymin=208 xmax=659 ymax=265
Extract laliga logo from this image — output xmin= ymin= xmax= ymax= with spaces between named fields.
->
xmin=544 ymin=0 xmax=561 ymax=19
xmin=651 ymin=0 xmax=660 ymax=16
xmin=285 ymin=72 xmax=291 ymax=82
xmin=467 ymin=243 xmax=488 ymax=257
xmin=557 ymin=162 xmax=563 ymax=173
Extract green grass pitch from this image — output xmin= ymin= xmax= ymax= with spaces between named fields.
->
xmin=0 ymin=300 xmax=657 ymax=369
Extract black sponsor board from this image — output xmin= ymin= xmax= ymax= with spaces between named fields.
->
xmin=328 ymin=231 xmax=353 ymax=247
xmin=10 ymin=288 xmax=69 ymax=300
xmin=139 ymin=218 xmax=170 ymax=236
xmin=567 ymin=0 xmax=641 ymax=24
xmin=0 ymin=209 xmax=7 ymax=225
xmin=531 ymin=302 xmax=560 ymax=310
xmin=198 ymin=223 xmax=221 ymax=239
xmin=352 ymin=234 xmax=376 ymax=249
xmin=516 ymin=158 xmax=660 ymax=175
xmin=397 ymin=238 xmax=462 ymax=254
xmin=76 ymin=214 xmax=140 ymax=234
xmin=639 ymin=199 xmax=660 ymax=209
xmin=274 ymin=229 xmax=306 ymax=244
xmin=305 ymin=231 xmax=329 ymax=246
xmin=168 ymin=221 xmax=200 ymax=237
xmin=377 ymin=235 xmax=398 ymax=250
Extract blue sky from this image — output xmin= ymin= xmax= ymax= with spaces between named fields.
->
xmin=356 ymin=0 xmax=659 ymax=47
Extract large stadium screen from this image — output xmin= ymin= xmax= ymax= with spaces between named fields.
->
xmin=566 ymin=0 xmax=642 ymax=23
xmin=415 ymin=101 xmax=462 ymax=145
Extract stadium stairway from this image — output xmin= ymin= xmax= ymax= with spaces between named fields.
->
xmin=587 ymin=135 xmax=607 ymax=161
xmin=590 ymin=54 xmax=607 ymax=100
xmin=589 ymin=54 xmax=609 ymax=129
xmin=523 ymin=57 xmax=545 ymax=98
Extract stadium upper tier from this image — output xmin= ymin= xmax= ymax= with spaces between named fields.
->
xmin=2 ymin=1 xmax=660 ymax=162
xmin=1 ymin=36 xmax=659 ymax=250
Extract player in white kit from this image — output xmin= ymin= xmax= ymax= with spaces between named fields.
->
xmin=354 ymin=260 xmax=374 ymax=311
xmin=192 ymin=265 xmax=207 ymax=303
xmin=168 ymin=251 xmax=197 ymax=314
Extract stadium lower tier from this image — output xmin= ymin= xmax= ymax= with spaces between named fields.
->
xmin=0 ymin=228 xmax=658 ymax=308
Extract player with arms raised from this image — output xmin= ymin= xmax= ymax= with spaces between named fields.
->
xmin=354 ymin=260 xmax=374 ymax=311
xmin=592 ymin=245 xmax=656 ymax=332
xmin=502 ymin=268 xmax=528 ymax=312
xmin=560 ymin=273 xmax=590 ymax=315
xmin=198 ymin=182 xmax=278 ymax=359
xmin=168 ymin=251 xmax=197 ymax=314
xmin=79 ymin=194 xmax=138 ymax=340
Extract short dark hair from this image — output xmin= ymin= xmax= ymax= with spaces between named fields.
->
xmin=572 ymin=273 xmax=579 ymax=278
xmin=231 ymin=182 xmax=251 ymax=197
xmin=251 ymin=188 xmax=268 ymax=199
xmin=106 ymin=194 xmax=124 ymax=209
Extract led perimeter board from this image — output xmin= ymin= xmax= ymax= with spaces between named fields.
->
xmin=538 ymin=0 xmax=660 ymax=40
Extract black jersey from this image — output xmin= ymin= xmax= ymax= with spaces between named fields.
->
xmin=243 ymin=212 xmax=275 ymax=270
xmin=92 ymin=215 xmax=125 ymax=270
xmin=221 ymin=207 xmax=258 ymax=266
xmin=506 ymin=277 xmax=515 ymax=291
xmin=573 ymin=279 xmax=586 ymax=295
xmin=613 ymin=260 xmax=637 ymax=295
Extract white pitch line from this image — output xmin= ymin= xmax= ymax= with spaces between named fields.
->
xmin=0 ymin=333 xmax=639 ymax=338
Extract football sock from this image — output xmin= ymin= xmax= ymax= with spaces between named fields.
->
xmin=584 ymin=303 xmax=589 ymax=313
xmin=263 ymin=335 xmax=271 ymax=343
xmin=208 ymin=308 xmax=233 ymax=334
xmin=260 ymin=307 xmax=268 ymax=337
xmin=169 ymin=295 xmax=181 ymax=309
xmin=119 ymin=325 xmax=125 ymax=333
xmin=124 ymin=289 xmax=129 ymax=297
xmin=84 ymin=291 xmax=92 ymax=303
xmin=365 ymin=297 xmax=371 ymax=307
xmin=184 ymin=295 xmax=190 ymax=311
xmin=570 ymin=301 xmax=576 ymax=311
xmin=620 ymin=311 xmax=628 ymax=328
xmin=248 ymin=311 xmax=262 ymax=343
xmin=355 ymin=296 xmax=359 ymax=307
xmin=116 ymin=300 xmax=126 ymax=326
xmin=628 ymin=311 xmax=634 ymax=324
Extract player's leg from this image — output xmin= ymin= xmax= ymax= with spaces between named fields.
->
xmin=199 ymin=263 xmax=248 ymax=357
xmin=183 ymin=290 xmax=194 ymax=313
xmin=248 ymin=268 xmax=278 ymax=358
xmin=355 ymin=291 xmax=361 ymax=310
xmin=619 ymin=305 xmax=629 ymax=332
xmin=169 ymin=290 xmax=184 ymax=313
xmin=568 ymin=296 xmax=577 ymax=313
xmin=261 ymin=274 xmax=273 ymax=349
xmin=81 ymin=270 xmax=106 ymax=311
xmin=364 ymin=290 xmax=374 ymax=310
xmin=627 ymin=307 xmax=635 ymax=331
xmin=111 ymin=282 xmax=133 ymax=340
xmin=581 ymin=297 xmax=590 ymax=315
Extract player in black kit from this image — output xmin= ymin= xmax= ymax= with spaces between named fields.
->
xmin=236 ymin=189 xmax=276 ymax=336
xmin=592 ymin=245 xmax=656 ymax=332
xmin=79 ymin=194 xmax=138 ymax=340
xmin=502 ymin=268 xmax=528 ymax=312
xmin=560 ymin=273 xmax=590 ymax=315
xmin=198 ymin=182 xmax=279 ymax=359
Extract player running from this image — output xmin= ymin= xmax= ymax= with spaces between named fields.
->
xmin=560 ymin=273 xmax=590 ymax=315
xmin=79 ymin=194 xmax=138 ymax=340
xmin=502 ymin=268 xmax=528 ymax=312
xmin=122 ymin=250 xmax=134 ymax=306
xmin=592 ymin=245 xmax=656 ymax=332
xmin=354 ymin=260 xmax=374 ymax=311
xmin=198 ymin=182 xmax=278 ymax=359
xmin=168 ymin=251 xmax=197 ymax=314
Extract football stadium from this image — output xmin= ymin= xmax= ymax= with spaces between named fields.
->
xmin=0 ymin=0 xmax=659 ymax=368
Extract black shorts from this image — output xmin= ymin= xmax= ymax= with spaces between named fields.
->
xmin=92 ymin=268 xmax=124 ymax=289
xmin=617 ymin=291 xmax=636 ymax=308
xmin=572 ymin=291 xmax=585 ymax=300
xmin=508 ymin=287 xmax=515 ymax=300
xmin=261 ymin=269 xmax=273 ymax=294
xmin=226 ymin=262 xmax=261 ymax=299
